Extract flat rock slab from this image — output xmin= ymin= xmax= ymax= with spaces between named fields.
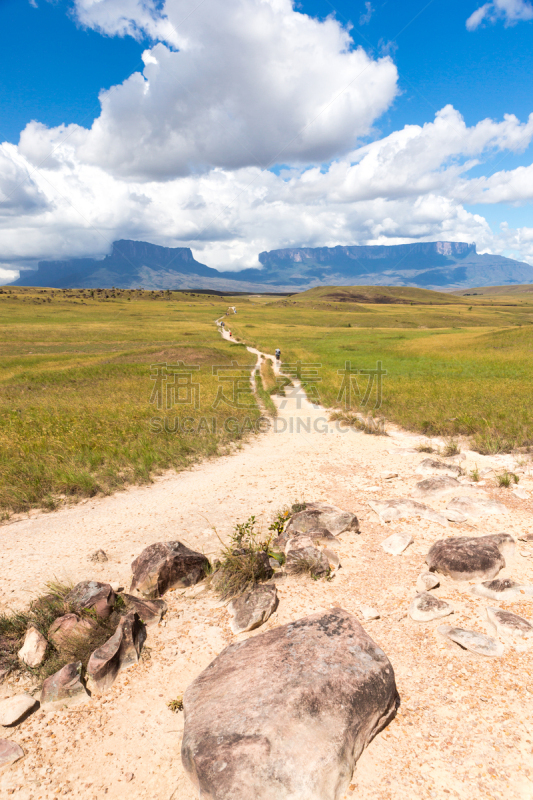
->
xmin=0 ymin=739 xmax=24 ymax=767
xmin=415 ymin=459 xmax=462 ymax=477
xmin=437 ymin=625 xmax=504 ymax=657
xmin=471 ymin=578 xmax=533 ymax=600
xmin=0 ymin=694 xmax=38 ymax=726
xmin=280 ymin=503 xmax=359 ymax=548
xmin=182 ymin=608 xmax=399 ymax=800
xmin=67 ymin=581 xmax=116 ymax=619
xmin=228 ymin=584 xmax=278 ymax=634
xmin=416 ymin=572 xmax=440 ymax=592
xmin=381 ymin=531 xmax=413 ymax=555
xmin=413 ymin=476 xmax=462 ymax=499
xmin=486 ymin=607 xmax=533 ymax=651
xmin=130 ymin=541 xmax=209 ymax=598
xmin=446 ymin=496 xmax=508 ymax=520
xmin=426 ymin=533 xmax=515 ymax=580
xmin=40 ymin=661 xmax=89 ymax=712
xmin=409 ymin=593 xmax=453 ymax=622
xmin=369 ymin=498 xmax=448 ymax=527
xmin=18 ymin=626 xmax=47 ymax=668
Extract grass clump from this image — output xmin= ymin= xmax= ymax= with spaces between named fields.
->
xmin=212 ymin=516 xmax=281 ymax=599
xmin=442 ymin=439 xmax=460 ymax=457
xmin=167 ymin=697 xmax=184 ymax=713
xmin=0 ymin=581 xmax=124 ymax=682
xmin=329 ymin=411 xmax=387 ymax=435
xmin=416 ymin=444 xmax=435 ymax=453
xmin=286 ymin=551 xmax=331 ymax=581
xmin=497 ymin=471 xmax=519 ymax=488
xmin=470 ymin=465 xmax=480 ymax=482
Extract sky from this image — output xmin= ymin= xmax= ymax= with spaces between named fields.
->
xmin=1 ymin=0 xmax=533 ymax=282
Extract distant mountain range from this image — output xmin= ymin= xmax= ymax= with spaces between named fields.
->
xmin=9 ymin=239 xmax=533 ymax=291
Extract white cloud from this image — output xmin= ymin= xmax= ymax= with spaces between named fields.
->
xmin=19 ymin=0 xmax=398 ymax=180
xmin=359 ymin=2 xmax=373 ymax=25
xmin=466 ymin=0 xmax=533 ymax=30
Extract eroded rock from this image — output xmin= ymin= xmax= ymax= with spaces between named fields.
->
xmin=426 ymin=533 xmax=515 ymax=580
xmin=89 ymin=549 xmax=108 ymax=563
xmin=413 ymin=476 xmax=462 ymax=499
xmin=228 ymin=584 xmax=278 ymax=634
xmin=18 ymin=626 xmax=47 ymax=668
xmin=437 ymin=625 xmax=504 ymax=657
xmin=130 ymin=541 xmax=209 ymax=598
xmin=67 ymin=581 xmax=116 ymax=619
xmin=369 ymin=498 xmax=448 ymax=527
xmin=181 ymin=608 xmax=399 ymax=800
xmin=381 ymin=531 xmax=413 ymax=555
xmin=40 ymin=662 xmax=89 ymax=712
xmin=285 ymin=537 xmax=330 ymax=577
xmin=0 ymin=739 xmax=24 ymax=767
xmin=121 ymin=594 xmax=167 ymax=627
xmin=0 ymin=694 xmax=38 ymax=726
xmin=48 ymin=614 xmax=95 ymax=649
xmin=415 ymin=459 xmax=462 ymax=477
xmin=470 ymin=578 xmax=528 ymax=600
xmin=446 ymin=496 xmax=508 ymax=520
xmin=416 ymin=572 xmax=440 ymax=593
xmin=86 ymin=611 xmax=146 ymax=694
xmin=285 ymin=503 xmax=359 ymax=539
xmin=409 ymin=593 xmax=453 ymax=622
xmin=486 ymin=607 xmax=533 ymax=651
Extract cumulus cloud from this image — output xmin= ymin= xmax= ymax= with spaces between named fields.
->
xmin=466 ymin=0 xmax=533 ymax=30
xmin=19 ymin=0 xmax=398 ymax=180
xmin=3 ymin=103 xmax=533 ymax=276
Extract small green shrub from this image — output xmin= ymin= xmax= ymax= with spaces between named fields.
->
xmin=497 ymin=472 xmax=519 ymax=488
xmin=470 ymin=465 xmax=480 ymax=482
xmin=167 ymin=697 xmax=184 ymax=712
xmin=212 ymin=516 xmax=277 ymax=599
xmin=416 ymin=444 xmax=435 ymax=453
xmin=442 ymin=439 xmax=460 ymax=457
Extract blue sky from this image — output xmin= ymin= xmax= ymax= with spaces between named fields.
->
xmin=1 ymin=0 xmax=533 ymax=278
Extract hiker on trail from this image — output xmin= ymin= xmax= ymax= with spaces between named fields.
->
xmin=229 ymin=330 xmax=232 ymax=337
xmin=275 ymin=348 xmax=281 ymax=361
xmin=221 ymin=320 xmax=225 ymax=328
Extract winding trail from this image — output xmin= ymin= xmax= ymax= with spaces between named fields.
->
xmin=1 ymin=319 xmax=532 ymax=800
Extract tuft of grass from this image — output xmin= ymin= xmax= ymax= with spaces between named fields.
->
xmin=0 ymin=580 xmax=126 ymax=682
xmin=167 ymin=697 xmax=184 ymax=712
xmin=497 ymin=471 xmax=519 ymax=488
xmin=442 ymin=439 xmax=460 ymax=457
xmin=286 ymin=551 xmax=331 ymax=580
xmin=211 ymin=516 xmax=279 ymax=599
xmin=416 ymin=444 xmax=435 ymax=453
xmin=470 ymin=465 xmax=480 ymax=482
xmin=329 ymin=411 xmax=387 ymax=435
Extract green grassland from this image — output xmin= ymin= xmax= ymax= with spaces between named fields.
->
xmin=2 ymin=282 xmax=533 ymax=515
xmin=232 ymin=286 xmax=533 ymax=454
xmin=0 ymin=287 xmax=260 ymax=515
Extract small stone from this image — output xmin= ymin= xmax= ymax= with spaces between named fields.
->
xmin=409 ymin=593 xmax=453 ymax=622
xmin=125 ymin=773 xmax=134 ymax=782
xmin=120 ymin=594 xmax=167 ymax=627
xmin=359 ymin=605 xmax=380 ymax=620
xmin=437 ymin=625 xmax=504 ymax=657
xmin=0 ymin=694 xmax=38 ymax=727
xmin=228 ymin=584 xmax=278 ymax=634
xmin=470 ymin=578 xmax=529 ymax=600
xmin=0 ymin=739 xmax=24 ymax=767
xmin=40 ymin=662 xmax=89 ymax=712
xmin=67 ymin=581 xmax=116 ymax=619
xmin=48 ymin=614 xmax=95 ymax=649
xmin=18 ymin=626 xmax=47 ymax=668
xmin=486 ymin=607 xmax=533 ymax=651
xmin=416 ymin=572 xmax=439 ymax=592
xmin=381 ymin=531 xmax=413 ymax=555
xmin=380 ymin=472 xmax=398 ymax=480
xmin=446 ymin=496 xmax=508 ymax=520
xmin=413 ymin=476 xmax=462 ymax=499
xmin=445 ymin=510 xmax=468 ymax=523
xmin=89 ymin=549 xmax=108 ymax=563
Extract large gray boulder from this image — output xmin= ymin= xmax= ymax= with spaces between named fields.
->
xmin=181 ymin=608 xmax=399 ymax=800
xmin=86 ymin=611 xmax=146 ymax=694
xmin=228 ymin=584 xmax=278 ymax=634
xmin=40 ymin=662 xmax=89 ymax=712
xmin=130 ymin=541 xmax=209 ymax=598
xmin=426 ymin=533 xmax=515 ymax=580
xmin=66 ymin=581 xmax=116 ymax=619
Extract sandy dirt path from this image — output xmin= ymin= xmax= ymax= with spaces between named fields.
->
xmin=1 ymin=326 xmax=533 ymax=800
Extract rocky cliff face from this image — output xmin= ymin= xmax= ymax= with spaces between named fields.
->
xmin=9 ymin=239 xmax=533 ymax=290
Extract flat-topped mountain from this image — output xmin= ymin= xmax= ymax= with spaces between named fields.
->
xmin=9 ymin=239 xmax=533 ymax=290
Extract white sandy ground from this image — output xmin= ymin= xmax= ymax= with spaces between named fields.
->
xmin=1 ymin=329 xmax=533 ymax=800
